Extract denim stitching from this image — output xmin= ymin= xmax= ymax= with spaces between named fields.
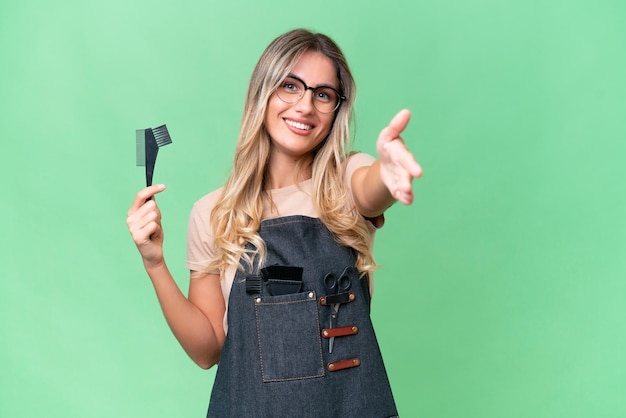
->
xmin=253 ymin=299 xmax=266 ymax=381
xmin=254 ymin=293 xmax=325 ymax=382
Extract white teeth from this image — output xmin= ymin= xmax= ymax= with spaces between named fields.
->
xmin=285 ymin=119 xmax=312 ymax=130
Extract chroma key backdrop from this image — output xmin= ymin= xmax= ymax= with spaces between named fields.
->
xmin=1 ymin=0 xmax=625 ymax=417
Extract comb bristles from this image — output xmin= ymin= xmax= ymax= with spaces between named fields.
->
xmin=152 ymin=124 xmax=172 ymax=147
xmin=245 ymin=276 xmax=262 ymax=295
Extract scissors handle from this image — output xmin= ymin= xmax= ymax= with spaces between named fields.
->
xmin=324 ymin=267 xmax=353 ymax=292
xmin=337 ymin=273 xmax=350 ymax=291
xmin=324 ymin=267 xmax=354 ymax=354
xmin=324 ymin=273 xmax=338 ymax=291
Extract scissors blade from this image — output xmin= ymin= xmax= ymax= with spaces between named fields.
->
xmin=329 ymin=303 xmax=340 ymax=354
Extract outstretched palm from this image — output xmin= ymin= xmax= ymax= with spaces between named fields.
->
xmin=377 ymin=109 xmax=423 ymax=205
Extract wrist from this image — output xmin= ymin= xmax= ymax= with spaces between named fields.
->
xmin=143 ymin=258 xmax=167 ymax=274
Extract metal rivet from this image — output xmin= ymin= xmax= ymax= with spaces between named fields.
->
xmin=255 ymin=298 xmax=261 ymax=303
xmin=354 ymin=359 xmax=360 ymax=365
xmin=328 ymin=363 xmax=335 ymax=371
xmin=349 ymin=293 xmax=355 ymax=301
xmin=352 ymin=326 xmax=358 ymax=333
xmin=323 ymin=330 xmax=329 ymax=337
xmin=308 ymin=292 xmax=314 ymax=299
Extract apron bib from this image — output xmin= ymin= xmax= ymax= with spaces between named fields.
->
xmin=207 ymin=216 xmax=398 ymax=417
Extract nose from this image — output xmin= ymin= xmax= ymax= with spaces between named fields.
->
xmin=293 ymin=89 xmax=316 ymax=114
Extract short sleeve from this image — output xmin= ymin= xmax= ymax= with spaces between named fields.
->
xmin=344 ymin=152 xmax=376 ymax=185
xmin=344 ymin=153 xmax=385 ymax=229
xmin=185 ymin=188 xmax=223 ymax=274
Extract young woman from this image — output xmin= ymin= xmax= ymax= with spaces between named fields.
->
xmin=127 ymin=28 xmax=422 ymax=417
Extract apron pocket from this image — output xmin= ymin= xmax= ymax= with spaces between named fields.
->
xmin=254 ymin=291 xmax=324 ymax=382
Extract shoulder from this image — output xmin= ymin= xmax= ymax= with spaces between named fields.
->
xmin=186 ymin=187 xmax=224 ymax=273
xmin=344 ymin=152 xmax=375 ymax=185
xmin=190 ymin=187 xmax=225 ymax=218
xmin=344 ymin=153 xmax=385 ymax=229
xmin=187 ymin=187 xmax=224 ymax=233
xmin=346 ymin=152 xmax=376 ymax=168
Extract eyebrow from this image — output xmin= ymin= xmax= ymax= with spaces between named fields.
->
xmin=286 ymin=73 xmax=340 ymax=91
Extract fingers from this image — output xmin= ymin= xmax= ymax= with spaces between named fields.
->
xmin=379 ymin=109 xmax=411 ymax=143
xmin=395 ymin=175 xmax=415 ymax=205
xmin=128 ymin=184 xmax=166 ymax=217
xmin=127 ymin=200 xmax=161 ymax=239
xmin=397 ymin=143 xmax=423 ymax=178
xmin=375 ymin=109 xmax=422 ymax=206
xmin=387 ymin=168 xmax=416 ymax=205
xmin=127 ymin=185 xmax=165 ymax=242
xmin=385 ymin=137 xmax=423 ymax=178
xmin=395 ymin=191 xmax=414 ymax=206
xmin=128 ymin=199 xmax=161 ymax=227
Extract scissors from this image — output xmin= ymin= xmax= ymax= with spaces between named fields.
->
xmin=324 ymin=266 xmax=352 ymax=354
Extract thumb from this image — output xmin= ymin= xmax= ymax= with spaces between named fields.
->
xmin=380 ymin=109 xmax=411 ymax=142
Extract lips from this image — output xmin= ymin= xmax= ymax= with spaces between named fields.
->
xmin=284 ymin=118 xmax=313 ymax=131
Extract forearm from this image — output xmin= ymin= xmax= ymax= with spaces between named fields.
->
xmin=145 ymin=262 xmax=223 ymax=369
xmin=351 ymin=160 xmax=396 ymax=218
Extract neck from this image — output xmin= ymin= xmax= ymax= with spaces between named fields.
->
xmin=266 ymin=154 xmax=313 ymax=189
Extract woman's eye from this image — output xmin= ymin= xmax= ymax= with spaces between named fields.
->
xmin=315 ymin=89 xmax=334 ymax=102
xmin=282 ymin=79 xmax=302 ymax=92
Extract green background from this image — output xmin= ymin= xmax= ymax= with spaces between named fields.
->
xmin=2 ymin=0 xmax=625 ymax=416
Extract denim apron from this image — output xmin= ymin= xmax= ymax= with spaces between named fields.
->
xmin=207 ymin=215 xmax=398 ymax=417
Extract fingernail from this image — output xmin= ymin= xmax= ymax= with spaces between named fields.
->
xmin=157 ymin=184 xmax=166 ymax=190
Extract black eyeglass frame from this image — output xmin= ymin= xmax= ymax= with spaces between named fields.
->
xmin=276 ymin=74 xmax=347 ymax=114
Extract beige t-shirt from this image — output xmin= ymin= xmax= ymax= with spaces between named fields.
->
xmin=185 ymin=153 xmax=382 ymax=331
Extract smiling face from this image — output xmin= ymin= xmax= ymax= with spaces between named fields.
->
xmin=264 ymin=50 xmax=339 ymax=170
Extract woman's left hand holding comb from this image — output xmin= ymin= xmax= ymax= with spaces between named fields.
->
xmin=126 ymin=184 xmax=167 ymax=269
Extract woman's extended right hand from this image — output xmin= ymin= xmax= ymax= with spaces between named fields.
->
xmin=126 ymin=184 xmax=167 ymax=269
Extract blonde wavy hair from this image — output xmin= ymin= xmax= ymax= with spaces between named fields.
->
xmin=208 ymin=29 xmax=376 ymax=275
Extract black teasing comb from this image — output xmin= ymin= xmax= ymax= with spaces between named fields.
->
xmin=136 ymin=124 xmax=173 ymax=187
xmin=260 ymin=265 xmax=304 ymax=281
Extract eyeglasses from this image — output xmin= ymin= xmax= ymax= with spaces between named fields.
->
xmin=276 ymin=75 xmax=346 ymax=114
